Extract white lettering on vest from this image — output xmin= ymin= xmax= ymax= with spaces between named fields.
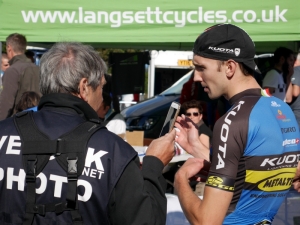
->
xmin=7 ymin=167 xmax=25 ymax=191
xmin=0 ymin=167 xmax=94 ymax=202
xmin=90 ymin=169 xmax=97 ymax=178
xmin=85 ymin=148 xmax=108 ymax=171
xmin=77 ymin=179 xmax=92 ymax=202
xmin=82 ymin=167 xmax=105 ymax=179
xmin=0 ymin=136 xmax=8 ymax=150
xmin=36 ymin=173 xmax=47 ymax=194
xmin=6 ymin=136 xmax=21 ymax=155
xmin=50 ymin=174 xmax=68 ymax=198
xmin=0 ymin=167 xmax=4 ymax=181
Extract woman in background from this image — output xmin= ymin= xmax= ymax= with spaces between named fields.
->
xmin=15 ymin=91 xmax=40 ymax=113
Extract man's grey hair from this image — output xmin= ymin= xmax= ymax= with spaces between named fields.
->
xmin=39 ymin=42 xmax=107 ymax=95
xmin=6 ymin=33 xmax=27 ymax=54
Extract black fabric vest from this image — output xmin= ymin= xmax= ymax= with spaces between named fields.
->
xmin=0 ymin=94 xmax=137 ymax=225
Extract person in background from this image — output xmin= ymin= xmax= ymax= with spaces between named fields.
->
xmin=25 ymin=50 xmax=35 ymax=63
xmin=263 ymin=46 xmax=295 ymax=101
xmin=181 ymin=100 xmax=212 ymax=149
xmin=0 ymin=33 xmax=40 ymax=120
xmin=97 ymin=92 xmax=126 ymax=138
xmin=1 ymin=53 xmax=9 ymax=74
xmin=174 ymin=23 xmax=300 ymax=225
xmin=97 ymin=91 xmax=111 ymax=122
xmin=286 ymin=51 xmax=300 ymax=128
xmin=0 ymin=53 xmax=10 ymax=94
xmin=14 ymin=91 xmax=40 ymax=113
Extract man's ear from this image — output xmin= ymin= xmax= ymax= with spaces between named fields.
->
xmin=104 ymin=105 xmax=110 ymax=114
xmin=199 ymin=113 xmax=203 ymax=120
xmin=224 ymin=60 xmax=237 ymax=79
xmin=78 ymin=78 xmax=89 ymax=101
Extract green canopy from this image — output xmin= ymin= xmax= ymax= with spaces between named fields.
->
xmin=0 ymin=0 xmax=299 ymax=51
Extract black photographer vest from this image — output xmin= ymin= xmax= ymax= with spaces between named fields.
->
xmin=0 ymin=108 xmax=136 ymax=225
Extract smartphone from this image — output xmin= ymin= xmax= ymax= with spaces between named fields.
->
xmin=159 ymin=101 xmax=181 ymax=137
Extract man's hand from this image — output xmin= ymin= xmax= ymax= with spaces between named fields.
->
xmin=175 ymin=115 xmax=210 ymax=160
xmin=293 ymin=161 xmax=300 ymax=192
xmin=293 ymin=179 xmax=300 ymax=193
xmin=146 ymin=129 xmax=176 ymax=166
xmin=175 ymin=158 xmax=209 ymax=183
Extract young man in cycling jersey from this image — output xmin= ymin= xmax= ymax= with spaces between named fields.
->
xmin=174 ymin=24 xmax=300 ymax=225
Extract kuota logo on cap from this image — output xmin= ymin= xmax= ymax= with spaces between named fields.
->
xmin=234 ymin=48 xmax=240 ymax=56
xmin=208 ymin=46 xmax=234 ymax=54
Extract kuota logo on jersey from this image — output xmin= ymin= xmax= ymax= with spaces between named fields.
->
xmin=282 ymin=138 xmax=299 ymax=146
xmin=217 ymin=100 xmax=244 ymax=170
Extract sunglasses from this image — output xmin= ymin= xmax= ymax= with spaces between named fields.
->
xmin=185 ymin=112 xmax=200 ymax=117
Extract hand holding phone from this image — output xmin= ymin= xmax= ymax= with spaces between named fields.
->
xmin=159 ymin=101 xmax=181 ymax=137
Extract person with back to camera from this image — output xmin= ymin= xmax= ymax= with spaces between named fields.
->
xmin=0 ymin=42 xmax=176 ymax=225
xmin=0 ymin=33 xmax=41 ymax=120
xmin=173 ymin=24 xmax=300 ymax=225
xmin=14 ymin=91 xmax=41 ymax=113
xmin=263 ymin=46 xmax=295 ymax=101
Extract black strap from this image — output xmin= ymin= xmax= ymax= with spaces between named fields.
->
xmin=55 ymin=121 xmax=104 ymax=225
xmin=23 ymin=154 xmax=37 ymax=225
xmin=14 ymin=111 xmax=105 ymax=225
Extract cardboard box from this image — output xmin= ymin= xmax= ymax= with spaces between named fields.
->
xmin=126 ymin=130 xmax=144 ymax=146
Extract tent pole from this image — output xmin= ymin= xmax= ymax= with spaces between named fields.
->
xmin=148 ymin=50 xmax=157 ymax=98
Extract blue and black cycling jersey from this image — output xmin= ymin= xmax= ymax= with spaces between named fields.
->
xmin=207 ymin=88 xmax=300 ymax=225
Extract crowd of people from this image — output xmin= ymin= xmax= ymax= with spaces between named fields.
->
xmin=0 ymin=24 xmax=299 ymax=225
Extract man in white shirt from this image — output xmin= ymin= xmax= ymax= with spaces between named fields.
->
xmin=263 ymin=47 xmax=295 ymax=100
xmin=97 ymin=92 xmax=126 ymax=138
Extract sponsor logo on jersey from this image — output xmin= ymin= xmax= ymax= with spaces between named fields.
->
xmin=282 ymin=138 xmax=299 ymax=147
xmin=281 ymin=127 xmax=296 ymax=133
xmin=206 ymin=176 xmax=234 ymax=191
xmin=246 ymin=167 xmax=297 ymax=192
xmin=276 ymin=110 xmax=290 ymax=122
xmin=217 ymin=100 xmax=244 ymax=170
xmin=271 ymin=101 xmax=281 ymax=107
xmin=254 ymin=219 xmax=272 ymax=225
xmin=257 ymin=172 xmax=294 ymax=191
xmin=260 ymin=154 xmax=300 ymax=167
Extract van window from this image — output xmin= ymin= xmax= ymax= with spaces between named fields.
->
xmin=160 ymin=70 xmax=193 ymax=95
